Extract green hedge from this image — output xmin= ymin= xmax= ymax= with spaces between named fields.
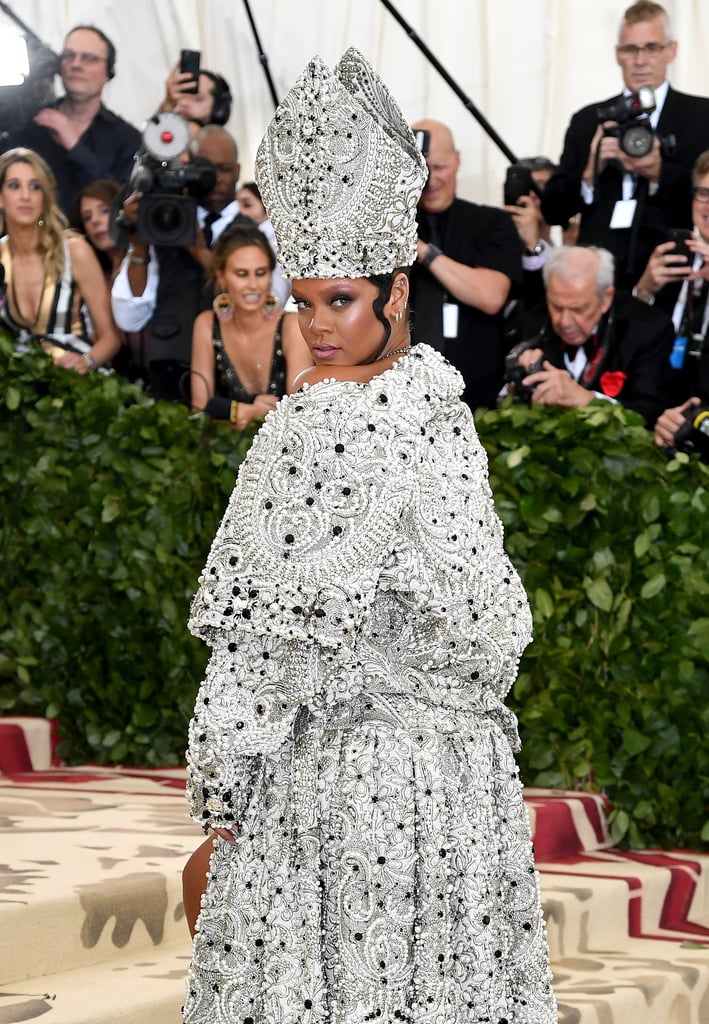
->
xmin=1 ymin=334 xmax=707 ymax=849
xmin=476 ymin=401 xmax=709 ymax=850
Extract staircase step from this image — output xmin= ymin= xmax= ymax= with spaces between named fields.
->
xmin=540 ymin=850 xmax=709 ymax=958
xmin=2 ymin=767 xmax=708 ymax=1024
xmin=550 ymin=939 xmax=709 ymax=1024
xmin=0 ymin=941 xmax=191 ymax=1024
xmin=0 ymin=768 xmax=202 ymax=982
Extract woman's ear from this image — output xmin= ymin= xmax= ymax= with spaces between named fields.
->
xmin=390 ymin=273 xmax=409 ymax=308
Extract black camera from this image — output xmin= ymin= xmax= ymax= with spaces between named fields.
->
xmin=673 ymin=404 xmax=709 ymax=459
xmin=596 ymin=86 xmax=657 ymax=158
xmin=120 ymin=112 xmax=216 ymax=247
xmin=503 ymin=341 xmax=544 ymax=404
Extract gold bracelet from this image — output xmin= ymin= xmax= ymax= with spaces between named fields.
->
xmin=229 ymin=400 xmax=239 ymax=424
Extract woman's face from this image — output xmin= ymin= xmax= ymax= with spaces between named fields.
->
xmin=291 ymin=277 xmax=405 ymax=365
xmin=218 ymin=244 xmax=272 ymax=310
xmin=236 ymin=188 xmax=267 ymax=223
xmin=0 ymin=161 xmax=45 ymax=228
xmin=80 ymin=195 xmax=113 ymax=251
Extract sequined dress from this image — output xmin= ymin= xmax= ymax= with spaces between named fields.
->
xmin=183 ymin=344 xmax=557 ymax=1023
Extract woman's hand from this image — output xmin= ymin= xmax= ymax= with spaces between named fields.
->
xmin=54 ymin=350 xmax=94 ymax=374
xmin=233 ymin=394 xmax=278 ymax=430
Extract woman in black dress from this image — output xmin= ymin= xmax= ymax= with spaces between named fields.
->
xmin=190 ymin=224 xmax=311 ymax=429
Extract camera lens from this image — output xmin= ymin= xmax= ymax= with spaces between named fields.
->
xmin=150 ymin=200 xmax=183 ymax=235
xmin=620 ymin=123 xmax=654 ymax=158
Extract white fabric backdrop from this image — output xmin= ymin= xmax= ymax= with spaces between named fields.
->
xmin=11 ymin=0 xmax=709 ymax=206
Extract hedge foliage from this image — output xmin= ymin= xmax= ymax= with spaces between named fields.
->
xmin=1 ymin=335 xmax=708 ymax=849
xmin=476 ymin=401 xmax=709 ymax=850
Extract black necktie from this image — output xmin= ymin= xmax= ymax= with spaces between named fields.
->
xmin=688 ymin=278 xmax=709 ymax=337
xmin=203 ymin=211 xmax=219 ymax=249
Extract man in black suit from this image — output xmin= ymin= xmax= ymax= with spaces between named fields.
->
xmin=541 ymin=2 xmax=709 ymax=290
xmin=633 ymin=149 xmax=709 ymax=407
xmin=508 ymin=245 xmax=673 ymax=427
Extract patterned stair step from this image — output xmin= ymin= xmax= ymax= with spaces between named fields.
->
xmin=0 ymin=942 xmax=191 ymax=1024
xmin=0 ymin=770 xmax=202 ymax=983
xmin=551 ymin=938 xmax=709 ymax=1024
xmin=525 ymin=787 xmax=614 ymax=859
xmin=539 ymin=849 xmax=709 ymax=959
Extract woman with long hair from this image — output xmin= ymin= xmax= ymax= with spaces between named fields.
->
xmin=0 ymin=148 xmax=118 ymax=372
xmin=77 ymin=179 xmax=147 ymax=382
xmin=189 ymin=223 xmax=311 ymax=428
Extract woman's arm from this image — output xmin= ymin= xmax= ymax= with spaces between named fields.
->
xmin=190 ymin=310 xmax=217 ymax=411
xmin=60 ymin=236 xmax=120 ymax=372
xmin=280 ymin=311 xmax=313 ymax=392
xmin=192 ymin=313 xmax=277 ymax=428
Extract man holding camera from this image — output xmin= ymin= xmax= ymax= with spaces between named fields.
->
xmin=111 ymin=125 xmax=253 ymax=400
xmin=541 ymin=2 xmax=709 ymax=290
xmin=507 ymin=245 xmax=673 ymax=427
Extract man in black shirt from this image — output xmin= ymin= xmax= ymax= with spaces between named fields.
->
xmin=1 ymin=25 xmax=140 ymax=217
xmin=409 ymin=118 xmax=522 ymax=410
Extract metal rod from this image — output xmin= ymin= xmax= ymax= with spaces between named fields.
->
xmin=241 ymin=0 xmax=279 ymax=109
xmin=378 ymin=0 xmax=518 ymax=165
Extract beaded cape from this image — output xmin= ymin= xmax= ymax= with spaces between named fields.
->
xmin=183 ymin=345 xmax=557 ymax=1023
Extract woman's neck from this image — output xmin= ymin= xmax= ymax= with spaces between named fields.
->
xmin=7 ymin=224 xmax=41 ymax=258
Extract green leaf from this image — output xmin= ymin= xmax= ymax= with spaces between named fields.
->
xmin=622 ymin=728 xmax=651 ymax=756
xmin=5 ymin=385 xmax=20 ymax=411
xmin=640 ymin=573 xmax=666 ymax=599
xmin=507 ymin=444 xmax=530 ymax=468
xmin=584 ymin=577 xmax=613 ymax=612
xmin=533 ymin=588 xmax=555 ymax=619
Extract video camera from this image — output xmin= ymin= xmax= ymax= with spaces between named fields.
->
xmin=673 ymin=404 xmax=709 ymax=459
xmin=113 ymin=112 xmax=216 ymax=248
xmin=596 ymin=86 xmax=675 ymax=159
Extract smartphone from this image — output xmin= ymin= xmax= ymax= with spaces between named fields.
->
xmin=503 ymin=164 xmax=535 ymax=206
xmin=413 ymin=129 xmax=430 ymax=158
xmin=180 ymin=49 xmax=201 ymax=94
xmin=667 ymin=228 xmax=693 ymax=264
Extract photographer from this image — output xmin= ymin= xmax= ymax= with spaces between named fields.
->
xmin=633 ymin=150 xmax=709 ymax=409
xmin=111 ymin=124 xmax=287 ymax=401
xmin=504 ymin=245 xmax=673 ymax=427
xmin=541 ymin=2 xmax=709 ymax=289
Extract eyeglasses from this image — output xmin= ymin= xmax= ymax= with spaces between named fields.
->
xmin=692 ymin=187 xmax=709 ymax=204
xmin=616 ymin=42 xmax=670 ymax=60
xmin=59 ymin=49 xmax=107 ymax=67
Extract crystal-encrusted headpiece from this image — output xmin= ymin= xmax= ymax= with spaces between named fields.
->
xmin=255 ymin=47 xmax=427 ymax=279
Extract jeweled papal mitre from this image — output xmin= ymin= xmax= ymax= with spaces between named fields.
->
xmin=255 ymin=47 xmax=427 ymax=279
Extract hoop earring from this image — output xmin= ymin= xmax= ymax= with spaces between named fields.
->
xmin=212 ymin=292 xmax=234 ymax=321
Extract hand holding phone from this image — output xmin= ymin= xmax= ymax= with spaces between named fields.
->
xmin=503 ymin=165 xmax=535 ymax=207
xmin=667 ymin=228 xmax=693 ymax=265
xmin=180 ymin=49 xmax=200 ymax=95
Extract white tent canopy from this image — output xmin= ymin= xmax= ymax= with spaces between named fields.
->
xmin=8 ymin=0 xmax=709 ymax=206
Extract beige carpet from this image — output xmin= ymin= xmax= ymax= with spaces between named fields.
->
xmin=0 ymin=765 xmax=707 ymax=1023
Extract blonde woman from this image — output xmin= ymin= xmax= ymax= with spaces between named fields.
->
xmin=0 ymin=148 xmax=118 ymax=372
